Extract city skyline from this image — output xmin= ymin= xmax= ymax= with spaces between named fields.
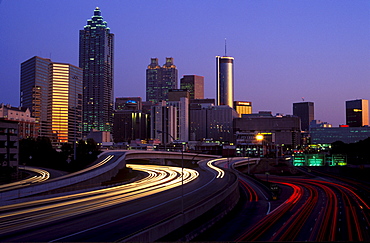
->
xmin=1 ymin=1 xmax=369 ymax=127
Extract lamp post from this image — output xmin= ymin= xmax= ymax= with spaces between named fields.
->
xmin=156 ymin=130 xmax=184 ymax=219
xmin=256 ymin=134 xmax=269 ymax=182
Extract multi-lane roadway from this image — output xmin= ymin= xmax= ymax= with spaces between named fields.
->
xmin=0 ymin=156 xmax=237 ymax=242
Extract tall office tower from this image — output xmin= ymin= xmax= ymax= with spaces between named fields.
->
xmin=234 ymin=101 xmax=252 ymax=118
xmin=79 ymin=7 xmax=114 ymax=135
xmin=293 ymin=101 xmax=314 ymax=131
xmin=216 ymin=56 xmax=234 ymax=107
xmin=20 ymin=56 xmax=83 ymax=145
xmin=151 ymin=101 xmax=177 ymax=144
xmin=180 ymin=75 xmax=204 ymax=99
xmin=146 ymin=57 xmax=178 ymax=104
xmin=21 ymin=56 xmax=51 ymax=137
xmin=346 ymin=99 xmax=369 ymax=127
xmin=49 ymin=63 xmax=83 ymax=144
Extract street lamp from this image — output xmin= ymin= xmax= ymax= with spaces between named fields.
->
xmin=156 ymin=130 xmax=185 ymax=219
xmin=256 ymin=134 xmax=269 ymax=182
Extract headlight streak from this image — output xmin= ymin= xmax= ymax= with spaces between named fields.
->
xmin=206 ymin=159 xmax=225 ymax=178
xmin=0 ymin=167 xmax=50 ymax=192
xmin=0 ymin=164 xmax=198 ymax=235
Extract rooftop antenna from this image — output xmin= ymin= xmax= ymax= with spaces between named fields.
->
xmin=224 ymin=38 xmax=227 ymax=56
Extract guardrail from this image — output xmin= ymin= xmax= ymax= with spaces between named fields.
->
xmin=0 ymin=150 xmax=219 ymax=203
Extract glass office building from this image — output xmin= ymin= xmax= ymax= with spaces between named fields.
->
xmin=79 ymin=7 xmax=114 ymax=134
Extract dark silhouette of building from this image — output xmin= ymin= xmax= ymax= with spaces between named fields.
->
xmin=180 ymin=75 xmax=204 ymax=99
xmin=293 ymin=101 xmax=314 ymax=131
xmin=146 ymin=58 xmax=178 ymax=104
xmin=79 ymin=7 xmax=114 ymax=135
xmin=113 ymin=97 xmax=148 ymax=143
xmin=346 ymin=99 xmax=369 ymax=127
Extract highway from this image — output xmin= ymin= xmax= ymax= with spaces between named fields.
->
xmin=0 ymin=158 xmax=235 ymax=242
xmin=194 ymin=157 xmax=370 ymax=242
xmin=0 ymin=166 xmax=50 ymax=192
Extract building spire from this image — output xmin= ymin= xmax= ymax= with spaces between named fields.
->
xmin=225 ymin=38 xmax=227 ymax=56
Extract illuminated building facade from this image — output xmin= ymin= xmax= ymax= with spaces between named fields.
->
xmin=146 ymin=58 xmax=178 ymax=104
xmin=180 ymin=75 xmax=204 ymax=99
xmin=216 ymin=56 xmax=234 ymax=107
xmin=21 ymin=57 xmax=82 ymax=145
xmin=79 ymin=7 xmax=114 ymax=135
xmin=346 ymin=99 xmax=369 ymax=127
xmin=49 ymin=63 xmax=83 ymax=145
xmin=234 ymin=101 xmax=252 ymax=117
xmin=293 ymin=101 xmax=314 ymax=131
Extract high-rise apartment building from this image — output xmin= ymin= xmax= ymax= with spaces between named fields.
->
xmin=346 ymin=99 xmax=369 ymax=127
xmin=146 ymin=58 xmax=178 ymax=104
xmin=293 ymin=101 xmax=314 ymax=131
xmin=20 ymin=56 xmax=83 ymax=145
xmin=79 ymin=7 xmax=114 ymax=134
xmin=180 ymin=75 xmax=204 ymax=99
xmin=216 ymin=56 xmax=234 ymax=107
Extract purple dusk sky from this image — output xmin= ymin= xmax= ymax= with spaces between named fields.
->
xmin=0 ymin=0 xmax=369 ymax=127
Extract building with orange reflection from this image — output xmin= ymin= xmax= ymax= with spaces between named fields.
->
xmin=21 ymin=56 xmax=82 ymax=147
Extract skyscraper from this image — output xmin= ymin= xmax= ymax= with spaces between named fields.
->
xmin=216 ymin=56 xmax=234 ymax=107
xmin=79 ymin=7 xmax=114 ymax=134
xmin=20 ymin=56 xmax=83 ymax=145
xmin=293 ymin=101 xmax=314 ymax=131
xmin=146 ymin=57 xmax=178 ymax=104
xmin=180 ymin=75 xmax=204 ymax=99
xmin=20 ymin=56 xmax=51 ymax=137
xmin=346 ymin=99 xmax=369 ymax=127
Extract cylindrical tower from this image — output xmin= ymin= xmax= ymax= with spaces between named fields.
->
xmin=216 ymin=56 xmax=234 ymax=107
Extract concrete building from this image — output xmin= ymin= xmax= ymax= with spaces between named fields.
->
xmin=168 ymin=89 xmax=190 ymax=102
xmin=346 ymin=99 xmax=369 ymax=127
xmin=80 ymin=7 xmax=114 ymax=134
xmin=151 ymin=101 xmax=177 ymax=144
xmin=0 ymin=104 xmax=37 ymax=139
xmin=146 ymin=58 xmax=178 ymax=104
xmin=180 ymin=75 xmax=204 ymax=99
xmin=0 ymin=119 xmax=18 ymax=168
xmin=310 ymin=126 xmax=370 ymax=144
xmin=21 ymin=56 xmax=83 ymax=146
xmin=167 ymin=97 xmax=189 ymax=142
xmin=234 ymin=101 xmax=252 ymax=118
xmin=190 ymin=105 xmax=238 ymax=142
xmin=234 ymin=114 xmax=301 ymax=147
xmin=293 ymin=101 xmax=314 ymax=131
xmin=216 ymin=56 xmax=234 ymax=107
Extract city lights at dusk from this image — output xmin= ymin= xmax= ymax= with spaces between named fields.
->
xmin=0 ymin=1 xmax=370 ymax=242
xmin=1 ymin=0 xmax=369 ymax=126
